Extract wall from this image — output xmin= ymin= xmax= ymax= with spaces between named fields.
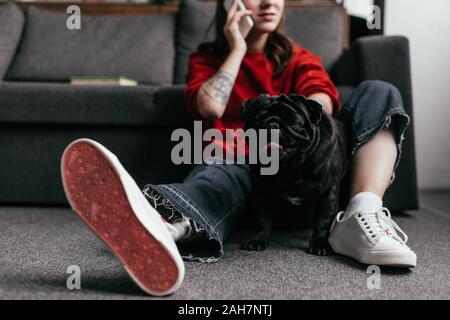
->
xmin=385 ymin=0 xmax=450 ymax=189
xmin=344 ymin=0 xmax=373 ymax=18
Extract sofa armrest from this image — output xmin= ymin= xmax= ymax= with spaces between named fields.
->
xmin=332 ymin=36 xmax=413 ymax=112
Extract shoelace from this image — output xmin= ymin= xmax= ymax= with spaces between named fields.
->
xmin=357 ymin=207 xmax=408 ymax=244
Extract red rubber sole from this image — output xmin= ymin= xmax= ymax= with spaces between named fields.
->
xmin=62 ymin=141 xmax=179 ymax=295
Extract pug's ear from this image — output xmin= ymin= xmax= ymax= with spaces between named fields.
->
xmin=240 ymin=94 xmax=270 ymax=122
xmin=304 ymin=99 xmax=323 ymax=125
xmin=287 ymin=94 xmax=309 ymax=107
xmin=287 ymin=94 xmax=323 ymax=125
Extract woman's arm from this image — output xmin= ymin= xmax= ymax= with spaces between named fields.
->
xmin=196 ymin=49 xmax=246 ymax=120
xmin=308 ymin=92 xmax=334 ymax=117
xmin=195 ymin=0 xmax=252 ymax=120
xmin=294 ymin=47 xmax=341 ymax=116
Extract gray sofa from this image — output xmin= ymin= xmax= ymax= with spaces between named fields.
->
xmin=0 ymin=0 xmax=418 ymax=212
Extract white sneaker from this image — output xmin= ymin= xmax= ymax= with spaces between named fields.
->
xmin=329 ymin=207 xmax=417 ymax=268
xmin=61 ymin=138 xmax=185 ymax=296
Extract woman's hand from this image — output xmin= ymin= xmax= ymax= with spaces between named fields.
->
xmin=224 ymin=0 xmax=253 ymax=54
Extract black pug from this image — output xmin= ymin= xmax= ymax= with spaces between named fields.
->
xmin=240 ymin=93 xmax=348 ymax=255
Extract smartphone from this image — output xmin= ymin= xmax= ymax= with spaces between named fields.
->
xmin=224 ymin=0 xmax=254 ymax=39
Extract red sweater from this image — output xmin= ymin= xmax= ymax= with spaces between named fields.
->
xmin=184 ymin=44 xmax=340 ymax=158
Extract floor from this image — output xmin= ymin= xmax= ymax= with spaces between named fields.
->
xmin=0 ymin=191 xmax=449 ymax=300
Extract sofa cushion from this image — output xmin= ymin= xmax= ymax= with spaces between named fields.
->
xmin=284 ymin=7 xmax=346 ymax=71
xmin=0 ymin=81 xmax=191 ymax=126
xmin=337 ymin=85 xmax=354 ymax=106
xmin=154 ymin=84 xmax=189 ymax=118
xmin=174 ymin=0 xmax=216 ymax=84
xmin=0 ymin=2 xmax=24 ymax=80
xmin=174 ymin=0 xmax=346 ymax=84
xmin=6 ymin=6 xmax=175 ymax=85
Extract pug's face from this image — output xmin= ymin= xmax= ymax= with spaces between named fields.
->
xmin=241 ymin=94 xmax=324 ymax=165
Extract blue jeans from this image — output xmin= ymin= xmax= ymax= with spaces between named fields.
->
xmin=142 ymin=80 xmax=410 ymax=263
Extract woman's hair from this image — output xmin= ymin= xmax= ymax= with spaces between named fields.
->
xmin=197 ymin=0 xmax=295 ymax=77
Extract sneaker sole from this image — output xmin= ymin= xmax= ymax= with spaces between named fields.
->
xmin=61 ymin=138 xmax=184 ymax=296
xmin=329 ymin=238 xmax=416 ymax=268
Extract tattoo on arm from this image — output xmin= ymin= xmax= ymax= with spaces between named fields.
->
xmin=201 ymin=70 xmax=235 ymax=106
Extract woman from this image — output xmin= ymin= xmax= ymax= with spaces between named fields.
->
xmin=61 ymin=0 xmax=416 ymax=297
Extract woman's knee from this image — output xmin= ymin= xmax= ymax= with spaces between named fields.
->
xmin=352 ymin=80 xmax=406 ymax=116
xmin=357 ymin=80 xmax=401 ymax=98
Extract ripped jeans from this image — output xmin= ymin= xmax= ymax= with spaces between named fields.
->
xmin=142 ymin=80 xmax=411 ymax=263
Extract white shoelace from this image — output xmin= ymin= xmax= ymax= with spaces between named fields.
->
xmin=357 ymin=207 xmax=408 ymax=244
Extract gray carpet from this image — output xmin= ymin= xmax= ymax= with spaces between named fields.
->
xmin=1 ymin=191 xmax=449 ymax=300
